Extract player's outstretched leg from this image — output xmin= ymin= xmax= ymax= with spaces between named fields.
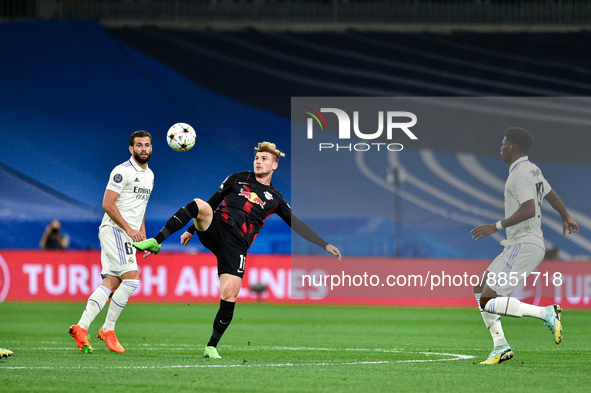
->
xmin=544 ymin=305 xmax=563 ymax=344
xmin=133 ymin=238 xmax=161 ymax=254
xmin=136 ymin=200 xmax=200 ymax=255
xmin=69 ymin=325 xmax=94 ymax=354
xmin=480 ymin=344 xmax=514 ymax=365
xmin=482 ymin=297 xmax=563 ymax=344
xmin=154 ymin=200 xmax=199 ymax=242
xmin=0 ymin=348 xmax=14 ymax=358
xmin=134 ymin=200 xmax=199 ymax=253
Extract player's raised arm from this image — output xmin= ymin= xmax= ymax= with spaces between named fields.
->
xmin=279 ymin=207 xmax=342 ymax=262
xmin=324 ymin=244 xmax=343 ymax=262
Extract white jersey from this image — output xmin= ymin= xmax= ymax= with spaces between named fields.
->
xmin=503 ymin=156 xmax=551 ymax=250
xmin=100 ymin=157 xmax=154 ymax=231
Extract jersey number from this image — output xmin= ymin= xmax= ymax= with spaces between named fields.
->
xmin=124 ymin=242 xmax=134 ymax=255
xmin=238 ymin=255 xmax=246 ymax=274
xmin=535 ymin=182 xmax=544 ymax=214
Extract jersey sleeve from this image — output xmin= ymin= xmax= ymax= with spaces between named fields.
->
xmin=207 ymin=173 xmax=239 ymax=210
xmin=105 ymin=166 xmax=128 ymax=195
xmin=276 ymin=202 xmax=329 ymax=249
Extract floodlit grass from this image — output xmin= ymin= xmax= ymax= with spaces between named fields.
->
xmin=1 ymin=302 xmax=590 ymax=392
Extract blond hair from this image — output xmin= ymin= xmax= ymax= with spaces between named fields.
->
xmin=254 ymin=141 xmax=285 ymax=162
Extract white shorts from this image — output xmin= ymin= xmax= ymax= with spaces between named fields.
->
xmin=99 ymin=225 xmax=138 ymax=277
xmin=486 ymin=242 xmax=545 ymax=296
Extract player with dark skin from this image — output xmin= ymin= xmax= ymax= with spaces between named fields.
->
xmin=472 ymin=135 xmax=578 ymax=308
xmin=471 ymin=128 xmax=578 ymax=365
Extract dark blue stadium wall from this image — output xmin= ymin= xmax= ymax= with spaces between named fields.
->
xmin=107 ymin=27 xmax=591 ymax=165
xmin=0 ymin=20 xmax=291 ymax=252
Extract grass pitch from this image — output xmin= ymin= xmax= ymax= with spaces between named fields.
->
xmin=1 ymin=302 xmax=590 ymax=392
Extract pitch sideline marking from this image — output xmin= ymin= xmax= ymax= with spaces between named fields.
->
xmin=9 ymin=342 xmax=574 ymax=352
xmin=1 ymin=345 xmax=474 ymax=369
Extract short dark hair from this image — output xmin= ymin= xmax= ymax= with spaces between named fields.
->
xmin=504 ymin=127 xmax=533 ymax=153
xmin=130 ymin=130 xmax=152 ymax=146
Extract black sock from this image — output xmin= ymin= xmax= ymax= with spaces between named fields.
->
xmin=207 ymin=299 xmax=236 ymax=347
xmin=154 ymin=200 xmax=198 ymax=244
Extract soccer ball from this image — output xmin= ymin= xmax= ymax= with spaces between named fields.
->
xmin=166 ymin=123 xmax=196 ymax=152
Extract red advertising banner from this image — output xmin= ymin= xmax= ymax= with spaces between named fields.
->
xmin=0 ymin=251 xmax=293 ymax=303
xmin=1 ymin=251 xmax=590 ymax=309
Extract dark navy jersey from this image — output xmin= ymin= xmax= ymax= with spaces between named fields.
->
xmin=205 ymin=171 xmax=328 ymax=250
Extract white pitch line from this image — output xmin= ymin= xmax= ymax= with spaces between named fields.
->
xmin=0 ymin=345 xmax=474 ymax=370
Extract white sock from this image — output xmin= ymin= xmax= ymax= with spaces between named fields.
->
xmin=476 ymin=293 xmax=508 ymax=347
xmin=520 ymin=302 xmax=547 ymax=319
xmin=484 ymin=297 xmax=546 ymax=319
xmin=103 ymin=280 xmax=140 ymax=332
xmin=78 ymin=285 xmax=111 ymax=331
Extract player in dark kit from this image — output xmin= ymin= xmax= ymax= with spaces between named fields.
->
xmin=134 ymin=141 xmax=342 ymax=359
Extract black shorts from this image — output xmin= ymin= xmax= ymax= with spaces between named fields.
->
xmin=197 ymin=214 xmax=248 ymax=278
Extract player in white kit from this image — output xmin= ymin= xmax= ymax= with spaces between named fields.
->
xmin=471 ymin=127 xmax=579 ymax=365
xmin=69 ymin=130 xmax=154 ymax=354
